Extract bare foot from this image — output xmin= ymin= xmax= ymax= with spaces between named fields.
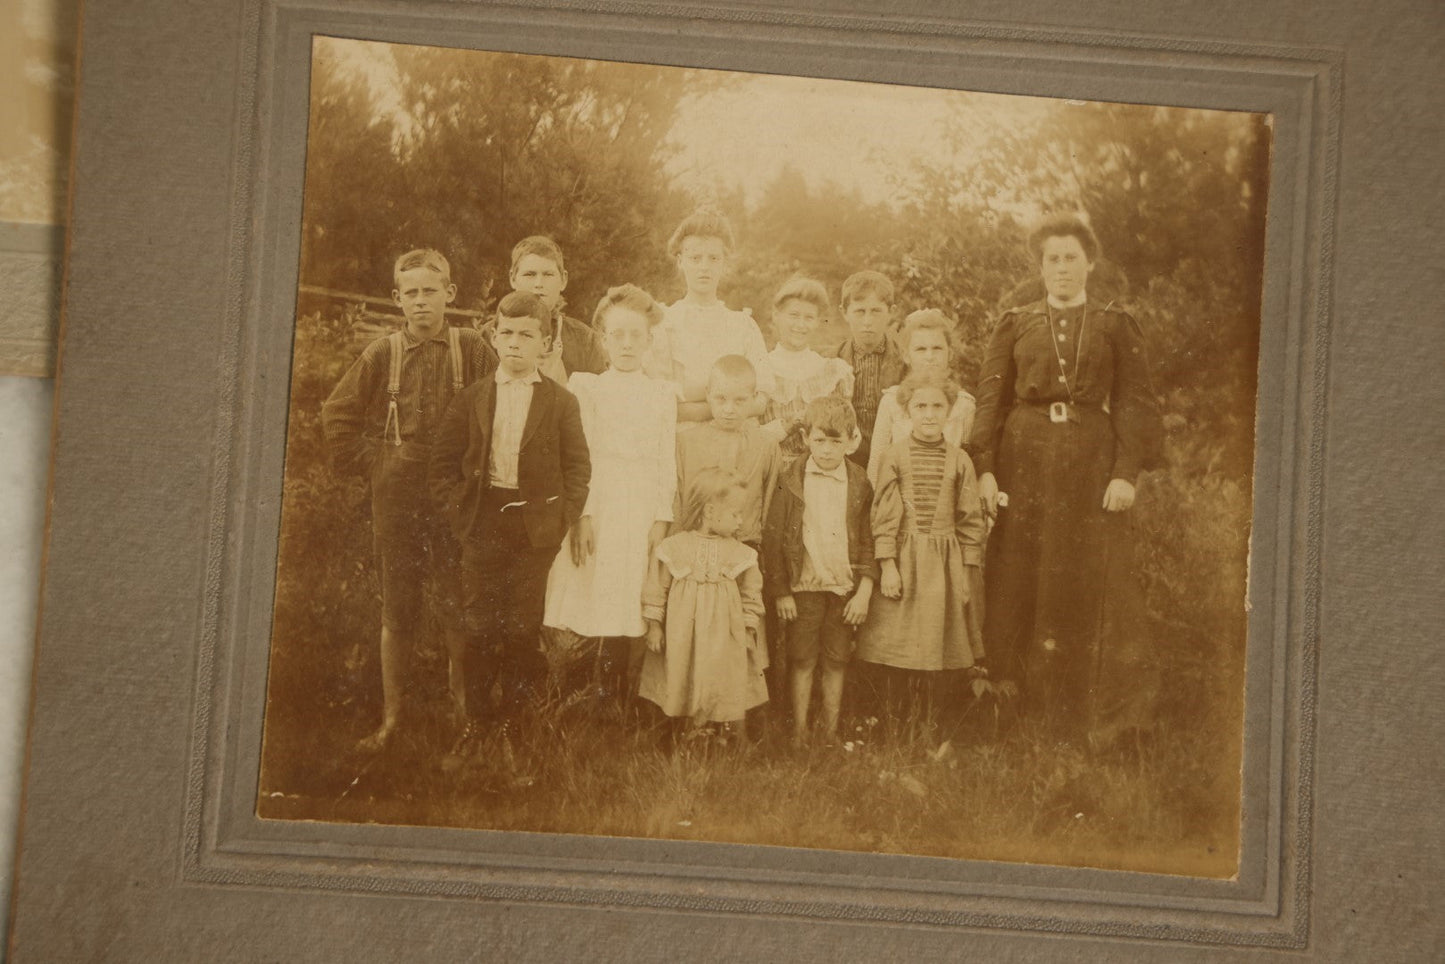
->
xmin=357 ymin=720 xmax=397 ymax=753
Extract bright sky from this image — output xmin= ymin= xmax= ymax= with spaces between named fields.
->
xmin=664 ymin=72 xmax=1055 ymax=208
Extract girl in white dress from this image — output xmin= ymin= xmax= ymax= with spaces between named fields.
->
xmin=544 ymin=285 xmax=677 ymax=701
xmin=644 ymin=210 xmax=775 ymax=427
xmin=761 ymin=276 xmax=854 ymax=459
xmin=866 ymin=309 xmax=977 ymax=486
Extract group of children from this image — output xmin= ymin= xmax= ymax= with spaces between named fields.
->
xmin=322 ymin=212 xmax=989 ymax=754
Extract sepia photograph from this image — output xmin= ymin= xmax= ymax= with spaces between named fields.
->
xmin=256 ymin=35 xmax=1269 ymax=879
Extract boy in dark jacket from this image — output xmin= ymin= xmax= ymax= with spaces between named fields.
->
xmin=430 ymin=292 xmax=590 ymax=736
xmin=476 ymin=236 xmax=607 ymax=380
xmin=763 ymin=395 xmax=875 ymax=745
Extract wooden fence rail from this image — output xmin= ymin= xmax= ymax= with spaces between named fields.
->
xmin=297 ymin=283 xmax=487 ymax=320
xmin=298 ymin=283 xmax=490 ymax=348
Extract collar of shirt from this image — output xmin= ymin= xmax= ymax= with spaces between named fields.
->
xmin=851 ymin=337 xmax=890 ymax=357
xmin=805 ymin=458 xmax=848 ymax=482
xmin=400 ymin=324 xmax=451 ymax=349
xmin=495 ymin=368 xmax=542 ymax=387
xmin=1046 ymin=291 xmax=1089 ymax=310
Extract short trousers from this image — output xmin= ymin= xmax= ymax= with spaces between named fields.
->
xmin=370 ymin=444 xmax=461 ymax=633
xmin=786 ymin=590 xmax=855 ymax=664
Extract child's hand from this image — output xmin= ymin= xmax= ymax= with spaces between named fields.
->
xmin=645 ymin=622 xmax=665 ymax=654
xmin=775 ymin=595 xmax=798 ymax=622
xmin=979 ymin=472 xmax=1000 ymax=516
xmin=842 ymin=589 xmax=871 ymax=626
xmin=647 ymin=520 xmax=669 ymax=556
xmin=880 ymin=560 xmax=902 ymax=600
xmin=569 ymin=516 xmax=596 ymax=566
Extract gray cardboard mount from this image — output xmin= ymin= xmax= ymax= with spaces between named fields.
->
xmin=9 ymin=0 xmax=1443 ymax=960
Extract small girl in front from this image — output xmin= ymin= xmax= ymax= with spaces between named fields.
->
xmin=638 ymin=467 xmax=769 ymax=730
xmin=543 ymin=284 xmax=677 ymax=704
xmin=646 ymin=210 xmax=775 ymax=426
xmin=857 ymin=371 xmax=986 ymax=726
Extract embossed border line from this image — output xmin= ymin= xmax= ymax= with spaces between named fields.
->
xmin=181 ymin=0 xmax=1337 ymax=949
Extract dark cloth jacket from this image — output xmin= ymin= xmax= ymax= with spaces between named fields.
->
xmin=967 ymin=298 xmax=1162 ymax=480
xmin=762 ymin=457 xmax=877 ymax=599
xmin=476 ymin=313 xmax=607 ymax=377
xmin=428 ymin=374 xmax=590 ymax=550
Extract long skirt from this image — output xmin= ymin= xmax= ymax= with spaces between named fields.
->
xmin=983 ymin=403 xmax=1157 ymax=746
xmin=857 ymin=532 xmax=981 ymax=671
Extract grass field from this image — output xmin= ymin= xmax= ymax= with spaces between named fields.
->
xmin=258 ymin=648 xmax=1240 ymax=877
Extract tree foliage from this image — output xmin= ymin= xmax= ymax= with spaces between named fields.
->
xmin=301 ymin=41 xmax=704 ymax=316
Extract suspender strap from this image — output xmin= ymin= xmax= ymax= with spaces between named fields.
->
xmin=384 ymin=327 xmax=465 ymax=446
xmin=383 ymin=331 xmax=405 ymax=446
xmin=447 ymin=325 xmax=464 ymax=392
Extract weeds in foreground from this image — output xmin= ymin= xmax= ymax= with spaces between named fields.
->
xmin=259 ymin=671 xmax=1239 ymax=878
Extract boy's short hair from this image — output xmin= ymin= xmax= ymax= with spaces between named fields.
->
xmin=592 ymin=284 xmax=664 ymax=330
xmin=666 ymin=209 xmax=736 ymax=257
xmin=707 ymin=354 xmax=757 ymax=391
xmin=801 ymin=395 xmax=858 ymax=439
xmin=899 ymin=308 xmax=955 ymax=353
xmin=840 ymin=270 xmax=894 ymax=308
xmin=510 ymin=235 xmax=566 ymax=274
xmin=393 ymin=248 xmax=451 ymax=285
xmin=895 ymin=370 xmax=960 ymax=409
xmin=772 ymin=276 xmax=830 ymax=314
xmin=495 ymin=291 xmax=556 ymax=339
xmin=1026 ymin=212 xmax=1101 ymax=263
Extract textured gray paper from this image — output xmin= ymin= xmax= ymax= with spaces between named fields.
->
xmin=8 ymin=0 xmax=1443 ymax=961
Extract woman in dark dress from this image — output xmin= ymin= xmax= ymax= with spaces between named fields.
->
xmin=968 ymin=214 xmax=1163 ymax=748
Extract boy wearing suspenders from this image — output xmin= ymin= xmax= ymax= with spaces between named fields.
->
xmin=322 ymin=249 xmax=492 ymax=751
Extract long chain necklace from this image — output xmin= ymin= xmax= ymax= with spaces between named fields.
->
xmin=1044 ymin=301 xmax=1088 ymax=403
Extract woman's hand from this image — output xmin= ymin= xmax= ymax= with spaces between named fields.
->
xmin=775 ymin=595 xmax=798 ymax=622
xmin=569 ymin=515 xmax=596 ymax=566
xmin=645 ymin=621 xmax=664 ymax=654
xmin=1102 ymin=478 xmax=1137 ymax=513
xmin=647 ymin=520 xmax=669 ymax=556
xmin=979 ymin=472 xmax=1000 ymax=516
xmin=880 ymin=560 xmax=902 ymax=600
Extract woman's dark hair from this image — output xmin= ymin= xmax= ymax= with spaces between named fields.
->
xmin=1026 ymin=212 xmax=1102 ymax=263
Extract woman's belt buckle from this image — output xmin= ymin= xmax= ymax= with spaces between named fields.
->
xmin=1048 ymin=401 xmax=1069 ymax=424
